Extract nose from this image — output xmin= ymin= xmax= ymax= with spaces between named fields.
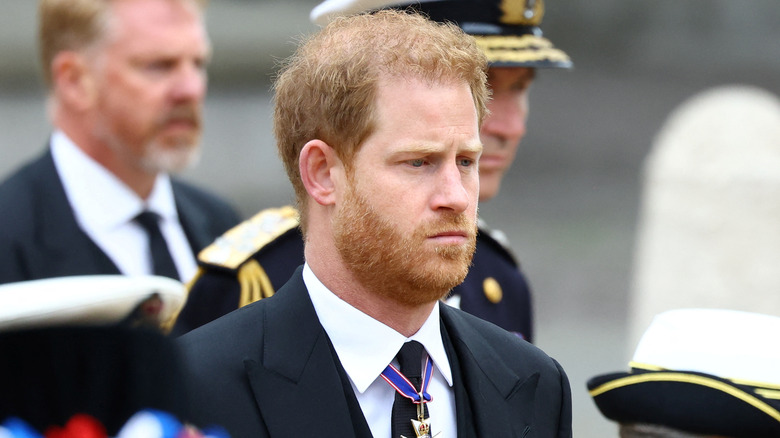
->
xmin=431 ymin=161 xmax=472 ymax=214
xmin=171 ymin=62 xmax=207 ymax=102
xmin=482 ymin=90 xmax=527 ymax=144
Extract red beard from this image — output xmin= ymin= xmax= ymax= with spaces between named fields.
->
xmin=333 ymin=183 xmax=477 ymax=306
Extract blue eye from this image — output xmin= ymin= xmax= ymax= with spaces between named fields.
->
xmin=459 ymin=158 xmax=474 ymax=167
xmin=410 ymin=159 xmax=425 ymax=167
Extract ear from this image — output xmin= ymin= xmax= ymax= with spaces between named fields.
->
xmin=50 ymin=51 xmax=97 ymax=111
xmin=299 ymin=139 xmax=343 ymax=206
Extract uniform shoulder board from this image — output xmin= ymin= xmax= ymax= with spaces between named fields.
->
xmin=478 ymin=218 xmax=520 ymax=266
xmin=198 ymin=205 xmax=299 ymax=271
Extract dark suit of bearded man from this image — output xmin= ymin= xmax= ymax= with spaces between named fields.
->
xmin=0 ymin=150 xmax=240 ymax=284
xmin=177 ymin=268 xmax=572 ymax=438
xmin=177 ymin=8 xmax=572 ymax=438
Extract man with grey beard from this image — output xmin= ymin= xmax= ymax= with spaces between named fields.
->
xmin=0 ymin=0 xmax=240 ymax=285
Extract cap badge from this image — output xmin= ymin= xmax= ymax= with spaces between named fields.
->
xmin=501 ymin=0 xmax=545 ymax=26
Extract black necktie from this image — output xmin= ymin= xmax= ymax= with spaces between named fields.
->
xmin=391 ymin=341 xmax=429 ymax=438
xmin=134 ymin=211 xmax=179 ymax=280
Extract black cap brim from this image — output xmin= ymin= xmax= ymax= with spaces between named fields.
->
xmin=588 ymin=369 xmax=780 ymax=437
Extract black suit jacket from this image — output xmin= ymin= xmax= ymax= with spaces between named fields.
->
xmin=0 ymin=150 xmax=241 ymax=284
xmin=177 ymin=268 xmax=572 ymax=438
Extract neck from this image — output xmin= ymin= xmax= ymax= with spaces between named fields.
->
xmin=57 ymin=121 xmax=157 ymax=199
xmin=96 ymin=152 xmax=158 ymax=199
xmin=305 ymin=240 xmax=436 ymax=338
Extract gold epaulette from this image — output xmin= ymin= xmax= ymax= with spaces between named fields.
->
xmin=198 ymin=205 xmax=300 ymax=271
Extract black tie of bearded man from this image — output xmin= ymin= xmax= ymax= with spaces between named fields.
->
xmin=389 ymin=341 xmax=432 ymax=438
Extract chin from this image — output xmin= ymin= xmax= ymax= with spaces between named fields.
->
xmin=478 ymin=174 xmax=503 ymax=201
xmin=479 ymin=185 xmax=500 ymax=201
xmin=142 ymin=143 xmax=201 ymax=174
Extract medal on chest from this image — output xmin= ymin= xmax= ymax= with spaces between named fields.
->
xmin=381 ymin=356 xmax=441 ymax=438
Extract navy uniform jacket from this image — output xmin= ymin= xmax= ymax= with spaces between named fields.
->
xmin=173 ymin=207 xmax=534 ymax=340
xmin=0 ymin=150 xmax=241 ymax=284
xmin=177 ymin=267 xmax=572 ymax=438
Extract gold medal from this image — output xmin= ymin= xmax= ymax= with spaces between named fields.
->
xmin=400 ymin=398 xmax=441 ymax=438
xmin=409 ymin=418 xmax=432 ymax=438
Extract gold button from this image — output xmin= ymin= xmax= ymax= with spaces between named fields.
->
xmin=483 ymin=277 xmax=503 ymax=303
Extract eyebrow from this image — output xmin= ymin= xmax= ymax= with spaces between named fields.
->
xmin=461 ymin=141 xmax=484 ymax=155
xmin=392 ymin=141 xmax=483 ymax=156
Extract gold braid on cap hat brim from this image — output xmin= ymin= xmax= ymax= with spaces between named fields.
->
xmin=474 ymin=34 xmax=571 ymax=64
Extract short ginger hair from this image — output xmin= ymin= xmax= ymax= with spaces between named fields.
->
xmin=272 ymin=9 xmax=489 ymax=225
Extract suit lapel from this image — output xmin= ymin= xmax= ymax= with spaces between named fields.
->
xmin=441 ymin=305 xmax=539 ymax=437
xmin=173 ymin=182 xmax=216 ymax=254
xmin=34 ymin=151 xmax=120 ymax=275
xmin=243 ymin=271 xmax=362 ymax=438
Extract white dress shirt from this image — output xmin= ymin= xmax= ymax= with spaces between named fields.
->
xmin=50 ymin=130 xmax=197 ymax=282
xmin=303 ymin=263 xmax=457 ymax=438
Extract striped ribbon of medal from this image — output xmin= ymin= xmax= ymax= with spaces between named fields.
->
xmin=380 ymin=355 xmax=434 ymax=404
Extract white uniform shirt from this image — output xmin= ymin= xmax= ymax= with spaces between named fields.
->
xmin=50 ymin=130 xmax=197 ymax=282
xmin=304 ymin=263 xmax=457 ymax=438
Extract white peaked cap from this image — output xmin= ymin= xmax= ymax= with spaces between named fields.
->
xmin=0 ymin=275 xmax=186 ymax=331
xmin=311 ymin=0 xmax=421 ymax=25
xmin=632 ymin=308 xmax=780 ymax=385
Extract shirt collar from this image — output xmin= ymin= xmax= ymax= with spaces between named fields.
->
xmin=51 ymin=130 xmax=178 ymax=229
xmin=146 ymin=173 xmax=178 ymax=222
xmin=303 ymin=263 xmax=453 ymax=394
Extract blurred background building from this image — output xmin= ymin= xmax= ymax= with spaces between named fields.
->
xmin=1 ymin=0 xmax=778 ymax=435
